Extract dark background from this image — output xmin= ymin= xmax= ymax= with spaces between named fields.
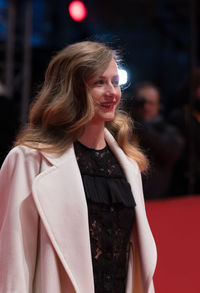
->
xmin=0 ymin=0 xmax=199 ymax=164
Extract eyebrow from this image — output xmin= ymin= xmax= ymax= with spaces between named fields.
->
xmin=98 ymin=74 xmax=119 ymax=79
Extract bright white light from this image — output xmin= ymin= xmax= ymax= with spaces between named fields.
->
xmin=118 ymin=68 xmax=128 ymax=86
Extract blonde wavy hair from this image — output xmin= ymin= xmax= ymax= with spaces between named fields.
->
xmin=15 ymin=41 xmax=148 ymax=171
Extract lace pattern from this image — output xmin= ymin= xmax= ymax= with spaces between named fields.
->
xmin=74 ymin=141 xmax=136 ymax=293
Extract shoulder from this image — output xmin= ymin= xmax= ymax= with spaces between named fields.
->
xmin=1 ymin=145 xmax=43 ymax=176
xmin=5 ymin=145 xmax=41 ymax=162
xmin=105 ymin=128 xmax=141 ymax=173
xmin=127 ymin=156 xmax=140 ymax=172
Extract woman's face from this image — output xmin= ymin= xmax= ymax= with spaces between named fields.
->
xmin=88 ymin=58 xmax=121 ymax=124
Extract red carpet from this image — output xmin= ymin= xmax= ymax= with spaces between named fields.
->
xmin=146 ymin=195 xmax=200 ymax=293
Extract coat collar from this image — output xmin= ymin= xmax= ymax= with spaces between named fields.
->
xmin=38 ymin=128 xmax=138 ymax=174
xmin=32 ymin=129 xmax=156 ymax=293
xmin=32 ymin=144 xmax=94 ymax=293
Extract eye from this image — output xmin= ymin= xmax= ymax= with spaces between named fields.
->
xmin=95 ymin=79 xmax=104 ymax=85
xmin=112 ymin=79 xmax=119 ymax=86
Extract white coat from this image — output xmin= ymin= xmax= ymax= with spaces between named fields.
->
xmin=0 ymin=129 xmax=157 ymax=293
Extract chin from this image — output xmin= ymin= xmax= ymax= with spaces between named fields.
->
xmin=103 ymin=113 xmax=116 ymax=121
xmin=92 ymin=110 xmax=117 ymax=124
xmin=104 ymin=109 xmax=117 ymax=120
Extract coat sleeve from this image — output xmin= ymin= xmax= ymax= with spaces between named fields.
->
xmin=0 ymin=146 xmax=41 ymax=293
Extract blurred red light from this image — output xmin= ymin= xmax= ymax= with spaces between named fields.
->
xmin=68 ymin=1 xmax=87 ymax=22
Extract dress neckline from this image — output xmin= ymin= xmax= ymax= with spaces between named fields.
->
xmin=75 ymin=140 xmax=108 ymax=152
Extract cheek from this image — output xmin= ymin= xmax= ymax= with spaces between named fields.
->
xmin=117 ymin=89 xmax=121 ymax=102
xmin=90 ymin=88 xmax=102 ymax=102
xmin=92 ymin=95 xmax=101 ymax=107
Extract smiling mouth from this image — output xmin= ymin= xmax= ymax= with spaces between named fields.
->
xmin=100 ymin=103 xmax=116 ymax=108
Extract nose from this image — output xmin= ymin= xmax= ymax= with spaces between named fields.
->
xmin=105 ymin=82 xmax=117 ymax=97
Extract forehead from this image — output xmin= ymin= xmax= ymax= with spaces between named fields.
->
xmin=87 ymin=58 xmax=119 ymax=83
xmin=138 ymin=87 xmax=160 ymax=101
xmin=101 ymin=58 xmax=119 ymax=76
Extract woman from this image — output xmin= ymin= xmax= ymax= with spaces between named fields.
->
xmin=0 ymin=41 xmax=157 ymax=293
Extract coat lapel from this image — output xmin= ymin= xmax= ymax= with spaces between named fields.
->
xmin=105 ymin=129 xmax=157 ymax=291
xmin=32 ymin=145 xmax=94 ymax=293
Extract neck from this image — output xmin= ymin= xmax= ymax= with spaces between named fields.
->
xmin=78 ymin=122 xmax=106 ymax=150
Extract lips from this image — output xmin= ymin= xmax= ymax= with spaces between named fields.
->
xmin=100 ymin=102 xmax=116 ymax=108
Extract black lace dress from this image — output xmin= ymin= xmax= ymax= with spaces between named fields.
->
xmin=74 ymin=141 xmax=136 ymax=293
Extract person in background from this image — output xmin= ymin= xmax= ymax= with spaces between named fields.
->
xmin=0 ymin=41 xmax=157 ymax=293
xmin=130 ymin=82 xmax=184 ymax=199
xmin=169 ymin=68 xmax=200 ymax=195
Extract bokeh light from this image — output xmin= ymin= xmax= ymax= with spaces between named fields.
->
xmin=68 ymin=1 xmax=87 ymax=22
xmin=118 ymin=68 xmax=128 ymax=85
